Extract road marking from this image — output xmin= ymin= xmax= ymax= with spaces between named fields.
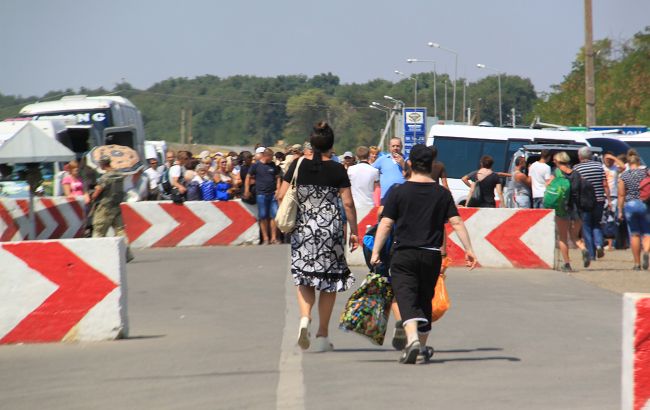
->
xmin=276 ymin=269 xmax=305 ymax=409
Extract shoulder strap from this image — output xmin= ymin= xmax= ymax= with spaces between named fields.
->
xmin=291 ymin=157 xmax=305 ymax=187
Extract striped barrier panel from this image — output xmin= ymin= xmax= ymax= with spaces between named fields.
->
xmin=0 ymin=197 xmax=86 ymax=241
xmin=348 ymin=206 xmax=555 ymax=269
xmin=121 ymin=200 xmax=258 ymax=248
xmin=0 ymin=237 xmax=127 ymax=344
xmin=623 ymin=293 xmax=650 ymax=410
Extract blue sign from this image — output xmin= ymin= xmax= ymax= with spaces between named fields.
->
xmin=403 ymin=107 xmax=427 ymax=157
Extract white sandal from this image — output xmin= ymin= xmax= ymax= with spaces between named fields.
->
xmin=297 ymin=317 xmax=311 ymax=350
xmin=312 ymin=336 xmax=334 ymax=352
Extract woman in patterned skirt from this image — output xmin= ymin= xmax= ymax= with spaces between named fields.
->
xmin=278 ymin=122 xmax=359 ymax=352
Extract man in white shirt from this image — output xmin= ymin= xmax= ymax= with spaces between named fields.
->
xmin=347 ymin=146 xmax=379 ymax=208
xmin=528 ymin=149 xmax=552 ymax=209
xmin=144 ymin=157 xmax=162 ymax=200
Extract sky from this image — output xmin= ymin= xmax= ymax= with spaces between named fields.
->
xmin=0 ymin=0 xmax=648 ymax=97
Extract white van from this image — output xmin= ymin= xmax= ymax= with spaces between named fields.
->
xmin=19 ymin=95 xmax=146 ymax=161
xmin=425 ymin=124 xmax=628 ymax=204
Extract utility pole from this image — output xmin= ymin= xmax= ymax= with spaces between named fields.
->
xmin=462 ymin=80 xmax=467 ymax=123
xmin=444 ymin=80 xmax=448 ymax=121
xmin=180 ymin=108 xmax=186 ymax=144
xmin=187 ymin=106 xmax=193 ymax=145
xmin=584 ymin=0 xmax=596 ymax=126
xmin=511 ymin=107 xmax=516 ymax=128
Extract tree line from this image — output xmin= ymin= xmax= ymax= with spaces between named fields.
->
xmin=0 ymin=27 xmax=647 ymax=152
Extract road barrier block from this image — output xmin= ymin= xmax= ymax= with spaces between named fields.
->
xmin=622 ymin=293 xmax=650 ymax=410
xmin=0 ymin=237 xmax=127 ymax=344
xmin=347 ymin=207 xmax=555 ymax=269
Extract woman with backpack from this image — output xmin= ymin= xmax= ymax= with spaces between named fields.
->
xmin=617 ymin=153 xmax=650 ymax=270
xmin=551 ymin=152 xmax=589 ymax=272
xmin=466 ymin=155 xmax=505 ymax=208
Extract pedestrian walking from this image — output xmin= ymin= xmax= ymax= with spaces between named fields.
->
xmin=277 ymin=122 xmax=359 ymax=353
xmin=528 ymin=149 xmax=552 ymax=208
xmin=429 ymin=146 xmax=449 ymax=189
xmin=373 ymin=138 xmax=406 ymax=205
xmin=245 ymin=148 xmax=281 ymax=244
xmin=370 ymin=144 xmax=477 ymax=364
xmin=617 ymin=154 xmax=650 ymax=270
xmin=90 ymin=155 xmax=134 ymax=262
xmin=573 ymin=146 xmax=610 ymax=260
xmin=550 ymin=152 xmax=589 ymax=271
xmin=347 ymin=146 xmax=379 ymax=208
xmin=466 ymin=155 xmax=505 ymax=208
xmin=511 ymin=156 xmax=531 ymax=208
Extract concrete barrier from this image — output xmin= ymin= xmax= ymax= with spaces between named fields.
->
xmin=347 ymin=207 xmax=555 ymax=269
xmin=0 ymin=237 xmax=127 ymax=344
xmin=0 ymin=197 xmax=86 ymax=241
xmin=121 ymin=200 xmax=258 ymax=248
xmin=622 ymin=293 xmax=650 ymax=410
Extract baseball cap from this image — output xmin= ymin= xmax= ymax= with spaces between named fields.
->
xmin=409 ymin=144 xmax=433 ymax=164
xmin=343 ymin=151 xmax=354 ymax=158
xmin=199 ymin=150 xmax=210 ymax=159
xmin=255 ymin=147 xmax=266 ymax=154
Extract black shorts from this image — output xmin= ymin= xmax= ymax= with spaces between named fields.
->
xmin=390 ymin=248 xmax=442 ymax=333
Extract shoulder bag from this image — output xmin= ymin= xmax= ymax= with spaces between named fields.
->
xmin=275 ymin=157 xmax=304 ymax=233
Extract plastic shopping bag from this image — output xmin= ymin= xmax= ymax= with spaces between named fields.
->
xmin=339 ymin=272 xmax=394 ymax=345
xmin=431 ymin=256 xmax=452 ymax=322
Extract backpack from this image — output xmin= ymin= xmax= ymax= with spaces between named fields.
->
xmin=543 ymin=169 xmax=571 ymax=216
xmin=640 ymin=170 xmax=650 ymax=202
xmin=577 ymin=176 xmax=596 ymax=212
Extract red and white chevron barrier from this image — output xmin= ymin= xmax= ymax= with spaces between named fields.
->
xmin=623 ymin=293 xmax=650 ymax=410
xmin=0 ymin=237 xmax=127 ymax=344
xmin=122 ymin=200 xmax=258 ymax=248
xmin=0 ymin=197 xmax=86 ymax=241
xmin=349 ymin=207 xmax=554 ymax=269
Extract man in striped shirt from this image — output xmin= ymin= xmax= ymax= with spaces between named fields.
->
xmin=573 ymin=146 xmax=611 ymax=261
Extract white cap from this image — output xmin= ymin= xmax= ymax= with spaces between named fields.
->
xmin=255 ymin=147 xmax=266 ymax=154
xmin=343 ymin=151 xmax=354 ymax=158
xmin=199 ymin=150 xmax=210 ymax=159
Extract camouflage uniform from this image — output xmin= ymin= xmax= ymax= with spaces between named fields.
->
xmin=92 ymin=171 xmax=134 ymax=261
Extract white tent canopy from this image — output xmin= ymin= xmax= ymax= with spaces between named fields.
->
xmin=0 ymin=122 xmax=74 ymax=164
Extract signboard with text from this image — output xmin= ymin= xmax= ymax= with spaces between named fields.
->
xmin=403 ymin=107 xmax=427 ymax=157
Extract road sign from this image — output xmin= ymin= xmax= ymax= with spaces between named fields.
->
xmin=403 ymin=107 xmax=427 ymax=157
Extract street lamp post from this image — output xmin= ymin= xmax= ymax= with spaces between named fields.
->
xmin=476 ymin=63 xmax=503 ymax=127
xmin=428 ymin=42 xmax=458 ymax=122
xmin=394 ymin=70 xmax=417 ymax=107
xmin=407 ymin=58 xmax=437 ymax=118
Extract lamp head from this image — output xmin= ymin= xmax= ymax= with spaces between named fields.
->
xmin=427 ymin=42 xmax=440 ymax=48
xmin=406 ymin=58 xmax=417 ymax=63
xmin=476 ymin=63 xmax=486 ymax=69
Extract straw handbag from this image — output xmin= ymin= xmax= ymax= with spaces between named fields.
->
xmin=275 ymin=157 xmax=304 ymax=233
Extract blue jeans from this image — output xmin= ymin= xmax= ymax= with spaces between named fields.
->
xmin=581 ymin=201 xmax=605 ymax=259
xmin=624 ymin=199 xmax=650 ymax=236
xmin=532 ymin=197 xmax=544 ymax=209
xmin=256 ymin=193 xmax=278 ymax=220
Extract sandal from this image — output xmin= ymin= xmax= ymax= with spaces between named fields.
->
xmin=391 ymin=320 xmax=407 ymax=351
xmin=399 ymin=340 xmax=421 ymax=364
xmin=297 ymin=317 xmax=310 ymax=350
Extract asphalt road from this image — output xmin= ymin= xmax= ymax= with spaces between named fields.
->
xmin=0 ymin=245 xmax=622 ymax=409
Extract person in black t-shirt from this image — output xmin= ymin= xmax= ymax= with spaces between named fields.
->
xmin=244 ymin=148 xmax=282 ymax=244
xmin=371 ymin=144 xmax=477 ymax=364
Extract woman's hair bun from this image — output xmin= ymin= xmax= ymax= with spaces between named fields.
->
xmin=314 ymin=121 xmax=331 ymax=132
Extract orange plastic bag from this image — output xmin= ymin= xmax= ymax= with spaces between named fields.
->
xmin=431 ymin=257 xmax=452 ymax=322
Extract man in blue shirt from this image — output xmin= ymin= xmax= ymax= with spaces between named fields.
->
xmin=373 ymin=137 xmax=406 ymax=205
